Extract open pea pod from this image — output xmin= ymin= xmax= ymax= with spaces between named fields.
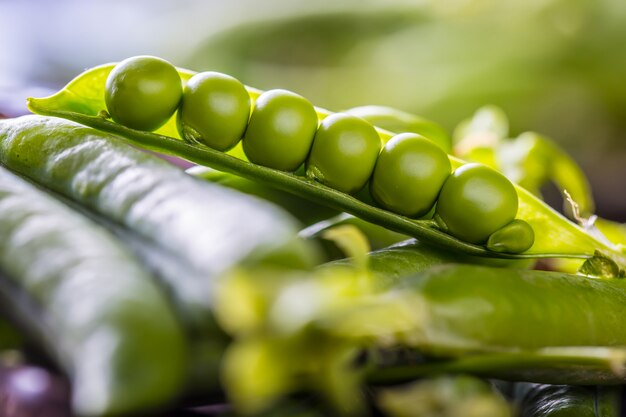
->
xmin=26 ymin=63 xmax=626 ymax=269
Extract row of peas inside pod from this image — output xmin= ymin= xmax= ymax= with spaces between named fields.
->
xmin=104 ymin=55 xmax=534 ymax=253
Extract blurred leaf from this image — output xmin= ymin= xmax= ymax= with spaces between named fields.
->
xmin=377 ymin=375 xmax=512 ymax=417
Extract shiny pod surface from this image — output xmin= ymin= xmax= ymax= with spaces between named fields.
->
xmin=242 ymin=89 xmax=318 ymax=171
xmin=0 ymin=165 xmax=187 ymax=416
xmin=435 ymin=163 xmax=518 ymax=244
xmin=306 ymin=113 xmax=381 ymax=194
xmin=177 ymin=71 xmax=250 ymax=151
xmin=104 ymin=55 xmax=182 ymax=131
xmin=404 ymin=264 xmax=626 ymax=352
xmin=487 ymin=219 xmax=535 ymax=254
xmin=371 ymin=133 xmax=451 ymax=217
xmin=0 ymin=115 xmax=317 ymax=331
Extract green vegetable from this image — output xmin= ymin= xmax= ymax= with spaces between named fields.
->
xmin=104 ymin=55 xmax=182 ymax=131
xmin=177 ymin=71 xmax=250 ymax=151
xmin=306 ymin=113 xmax=381 ymax=194
xmin=0 ymin=115 xmax=317 ymax=332
xmin=217 ymin=261 xmax=626 ymax=412
xmin=0 ymin=165 xmax=187 ymax=416
xmin=27 ymin=62 xmax=626 ymax=268
xmin=487 ymin=219 xmax=535 ymax=253
xmin=243 ymin=89 xmax=318 ymax=171
xmin=370 ymin=133 xmax=451 ymax=217
xmin=400 ymin=264 xmax=626 ymax=352
xmin=435 ymin=163 xmax=518 ymax=244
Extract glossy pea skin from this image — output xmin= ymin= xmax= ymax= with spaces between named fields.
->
xmin=177 ymin=71 xmax=250 ymax=151
xmin=306 ymin=113 xmax=381 ymax=194
xmin=242 ymin=89 xmax=318 ymax=171
xmin=370 ymin=133 xmax=451 ymax=217
xmin=435 ymin=163 xmax=518 ymax=244
xmin=105 ymin=56 xmax=182 ymax=131
xmin=487 ymin=219 xmax=535 ymax=253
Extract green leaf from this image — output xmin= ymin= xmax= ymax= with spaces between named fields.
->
xmin=377 ymin=375 xmax=512 ymax=417
xmin=26 ymin=64 xmax=626 ymax=268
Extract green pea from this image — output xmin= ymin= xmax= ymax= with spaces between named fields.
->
xmin=104 ymin=56 xmax=182 ymax=131
xmin=435 ymin=163 xmax=518 ymax=244
xmin=487 ymin=219 xmax=535 ymax=253
xmin=370 ymin=133 xmax=451 ymax=217
xmin=176 ymin=72 xmax=250 ymax=151
xmin=242 ymin=89 xmax=318 ymax=171
xmin=306 ymin=113 xmax=381 ymax=194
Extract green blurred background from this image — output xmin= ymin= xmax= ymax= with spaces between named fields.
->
xmin=1 ymin=0 xmax=624 ymax=219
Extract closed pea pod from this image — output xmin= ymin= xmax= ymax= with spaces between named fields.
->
xmin=306 ymin=113 xmax=381 ymax=194
xmin=177 ymin=71 xmax=250 ymax=151
xmin=370 ymin=133 xmax=451 ymax=218
xmin=104 ymin=55 xmax=182 ymax=131
xmin=0 ymin=115 xmax=317 ymax=332
xmin=242 ymin=89 xmax=318 ymax=171
xmin=0 ymin=165 xmax=187 ymax=416
xmin=435 ymin=163 xmax=519 ymax=244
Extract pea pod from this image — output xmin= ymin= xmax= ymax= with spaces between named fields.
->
xmin=0 ymin=115 xmax=317 ymax=333
xmin=0 ymin=166 xmax=187 ymax=416
xmin=26 ymin=63 xmax=626 ymax=269
xmin=215 ymin=263 xmax=626 ymax=412
xmin=372 ymin=264 xmax=626 ymax=354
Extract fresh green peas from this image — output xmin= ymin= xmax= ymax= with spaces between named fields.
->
xmin=487 ymin=219 xmax=535 ymax=253
xmin=104 ymin=56 xmax=182 ymax=131
xmin=177 ymin=72 xmax=250 ymax=151
xmin=435 ymin=163 xmax=518 ymax=244
xmin=242 ymin=89 xmax=318 ymax=171
xmin=370 ymin=133 xmax=451 ymax=217
xmin=306 ymin=113 xmax=381 ymax=194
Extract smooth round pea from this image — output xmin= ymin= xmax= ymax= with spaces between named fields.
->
xmin=370 ymin=133 xmax=451 ymax=217
xmin=435 ymin=163 xmax=518 ymax=244
xmin=177 ymin=72 xmax=250 ymax=151
xmin=242 ymin=89 xmax=318 ymax=171
xmin=306 ymin=113 xmax=381 ymax=194
xmin=487 ymin=219 xmax=535 ymax=253
xmin=105 ymin=56 xmax=182 ymax=131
